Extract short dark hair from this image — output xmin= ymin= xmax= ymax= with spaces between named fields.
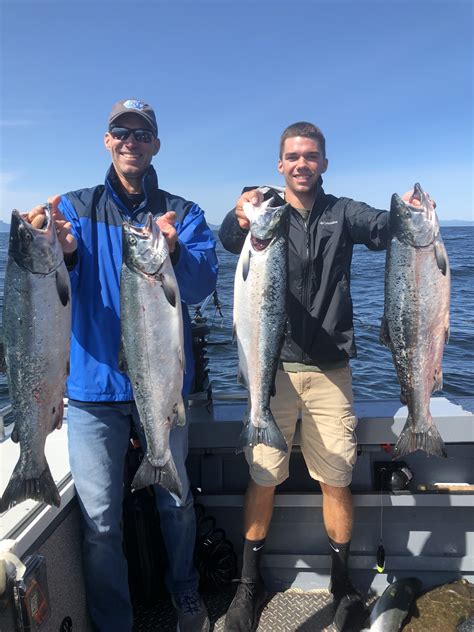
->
xmin=279 ymin=122 xmax=326 ymax=158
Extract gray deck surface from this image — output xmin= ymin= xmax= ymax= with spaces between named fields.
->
xmin=134 ymin=587 xmax=357 ymax=632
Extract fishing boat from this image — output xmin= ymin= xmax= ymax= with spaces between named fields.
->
xmin=1 ymin=306 xmax=473 ymax=631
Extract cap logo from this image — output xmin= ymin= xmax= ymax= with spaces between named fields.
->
xmin=122 ymin=99 xmax=146 ymax=111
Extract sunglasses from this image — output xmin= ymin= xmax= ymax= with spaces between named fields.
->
xmin=109 ymin=127 xmax=156 ymax=143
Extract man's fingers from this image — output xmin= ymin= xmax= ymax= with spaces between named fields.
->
xmin=162 ymin=211 xmax=177 ymax=225
xmin=47 ymin=194 xmax=62 ymax=208
xmin=30 ymin=215 xmax=45 ymax=229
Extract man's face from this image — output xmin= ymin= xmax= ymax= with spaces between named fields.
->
xmin=278 ymin=136 xmax=328 ymax=199
xmin=104 ymin=113 xmax=160 ymax=182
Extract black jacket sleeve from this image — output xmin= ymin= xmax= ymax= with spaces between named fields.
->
xmin=345 ymin=200 xmax=390 ymax=251
xmin=218 ymin=210 xmax=248 ymax=254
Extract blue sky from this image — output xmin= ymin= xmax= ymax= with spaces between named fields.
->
xmin=0 ymin=0 xmax=472 ymax=224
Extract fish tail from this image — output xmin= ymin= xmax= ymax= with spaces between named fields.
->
xmin=394 ymin=416 xmax=447 ymax=459
xmin=1 ymin=460 xmax=60 ymax=510
xmin=236 ymin=410 xmax=288 ymax=454
xmin=131 ymin=454 xmax=183 ymax=499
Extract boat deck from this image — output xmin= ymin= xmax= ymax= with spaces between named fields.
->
xmin=134 ymin=587 xmax=354 ymax=632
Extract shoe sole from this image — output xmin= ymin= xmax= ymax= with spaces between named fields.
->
xmin=176 ymin=622 xmax=210 ymax=632
xmin=249 ymin=591 xmax=270 ymax=632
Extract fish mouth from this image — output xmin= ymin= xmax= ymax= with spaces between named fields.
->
xmin=123 ymin=214 xmax=159 ymax=243
xmin=250 ymin=236 xmax=272 ymax=251
xmin=11 ymin=205 xmax=53 ymax=235
xmin=391 ymin=183 xmax=438 ymax=247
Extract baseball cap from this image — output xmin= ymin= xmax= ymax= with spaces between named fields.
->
xmin=108 ymin=99 xmax=158 ymax=134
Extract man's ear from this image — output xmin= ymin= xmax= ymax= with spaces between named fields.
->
xmin=104 ymin=132 xmax=112 ymax=151
xmin=153 ymin=137 xmax=161 ymax=156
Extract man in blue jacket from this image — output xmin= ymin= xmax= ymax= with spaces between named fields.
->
xmin=27 ymin=98 xmax=218 ymax=632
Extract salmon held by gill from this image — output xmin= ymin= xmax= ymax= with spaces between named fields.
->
xmin=381 ymin=183 xmax=450 ymax=458
xmin=120 ymin=214 xmax=185 ymax=499
xmin=233 ymin=196 xmax=290 ymax=453
xmin=1 ymin=206 xmax=71 ymax=511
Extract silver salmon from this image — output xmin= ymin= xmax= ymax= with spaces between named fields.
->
xmin=120 ymin=214 xmax=185 ymax=499
xmin=369 ymin=578 xmax=421 ymax=631
xmin=381 ymin=183 xmax=450 ymax=458
xmin=1 ymin=206 xmax=71 ymax=510
xmin=233 ymin=196 xmax=289 ymax=453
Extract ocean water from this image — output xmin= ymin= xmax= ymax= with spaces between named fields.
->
xmin=0 ymin=227 xmax=473 ymax=407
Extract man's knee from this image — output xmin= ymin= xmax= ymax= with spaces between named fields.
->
xmin=320 ymin=481 xmax=352 ymax=500
xmin=248 ymin=479 xmax=277 ymax=497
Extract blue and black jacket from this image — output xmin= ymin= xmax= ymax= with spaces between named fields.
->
xmin=60 ymin=165 xmax=218 ymax=401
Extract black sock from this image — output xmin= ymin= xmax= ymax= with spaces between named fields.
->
xmin=328 ymin=538 xmax=352 ymax=594
xmin=241 ymin=538 xmax=265 ymax=581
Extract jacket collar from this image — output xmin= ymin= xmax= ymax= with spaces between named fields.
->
xmin=105 ymin=165 xmax=164 ymax=219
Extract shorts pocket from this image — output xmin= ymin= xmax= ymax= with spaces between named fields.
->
xmin=341 ymin=413 xmax=358 ymax=466
xmin=341 ymin=413 xmax=358 ymax=432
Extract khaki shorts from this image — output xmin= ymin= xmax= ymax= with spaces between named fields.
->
xmin=245 ymin=367 xmax=358 ymax=488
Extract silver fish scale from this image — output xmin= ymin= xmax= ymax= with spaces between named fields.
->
xmin=234 ymin=230 xmax=287 ymax=427
xmin=385 ymin=236 xmax=450 ymax=428
xmin=121 ymin=260 xmax=184 ymax=466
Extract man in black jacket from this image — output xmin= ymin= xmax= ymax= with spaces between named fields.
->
xmin=219 ymin=122 xmax=417 ymax=632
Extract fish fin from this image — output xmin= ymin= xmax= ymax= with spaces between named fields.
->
xmin=131 ymin=453 xmax=183 ymax=499
xmin=270 ymin=376 xmax=277 ymax=398
xmin=52 ymin=398 xmax=65 ymax=430
xmin=175 ymin=398 xmax=187 ymax=427
xmin=0 ymin=341 xmax=6 ymax=373
xmin=399 ymin=391 xmax=407 ymax=405
xmin=379 ymin=316 xmax=390 ymax=347
xmin=434 ymin=240 xmax=449 ymax=276
xmin=445 ymin=323 xmax=450 ymax=344
xmin=393 ymin=415 xmax=446 ymax=459
xmin=242 ymin=249 xmax=251 ymax=281
xmin=178 ymin=345 xmax=186 ymax=373
xmin=11 ymin=424 xmax=20 ymax=443
xmin=55 ymin=266 xmax=71 ymax=306
xmin=235 ymin=410 xmax=288 ymax=454
xmin=1 ymin=460 xmax=61 ymax=510
xmin=160 ymin=272 xmax=177 ymax=307
xmin=118 ymin=338 xmax=128 ymax=373
xmin=433 ymin=367 xmax=443 ymax=392
xmin=237 ymin=366 xmax=249 ymax=389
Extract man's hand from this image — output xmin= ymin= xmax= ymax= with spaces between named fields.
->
xmin=235 ymin=189 xmax=264 ymax=230
xmin=157 ymin=211 xmax=178 ymax=253
xmin=25 ymin=194 xmax=77 ymax=254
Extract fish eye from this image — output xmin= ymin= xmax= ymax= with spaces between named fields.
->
xmin=129 ymin=236 xmax=137 ymax=245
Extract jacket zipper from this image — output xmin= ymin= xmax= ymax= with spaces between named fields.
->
xmin=300 ymin=216 xmax=312 ymax=363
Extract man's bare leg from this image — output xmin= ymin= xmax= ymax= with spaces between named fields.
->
xmin=320 ymin=482 xmax=366 ymax=629
xmin=320 ymin=482 xmax=353 ymax=544
xmin=244 ymin=479 xmax=276 ymax=539
xmin=224 ymin=481 xmax=275 ymax=632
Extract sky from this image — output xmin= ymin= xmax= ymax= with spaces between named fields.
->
xmin=0 ymin=0 xmax=472 ymax=225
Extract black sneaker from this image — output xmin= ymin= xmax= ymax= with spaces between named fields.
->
xmin=330 ymin=579 xmax=367 ymax=632
xmin=224 ymin=576 xmax=268 ymax=632
xmin=172 ymin=590 xmax=210 ymax=632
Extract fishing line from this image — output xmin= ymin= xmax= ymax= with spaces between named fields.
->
xmin=377 ymin=468 xmax=386 ymax=573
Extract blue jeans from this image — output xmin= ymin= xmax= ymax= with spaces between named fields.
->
xmin=67 ymin=400 xmax=199 ymax=632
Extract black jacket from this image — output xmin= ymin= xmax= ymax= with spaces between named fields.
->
xmin=218 ymin=183 xmax=389 ymax=366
